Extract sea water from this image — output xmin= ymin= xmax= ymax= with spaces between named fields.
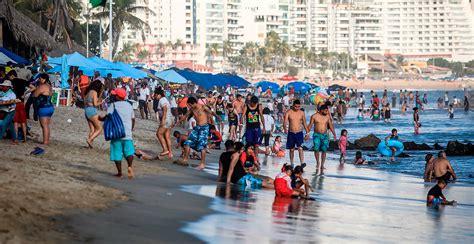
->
xmin=181 ymin=89 xmax=474 ymax=242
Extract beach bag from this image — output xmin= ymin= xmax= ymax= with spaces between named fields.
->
xmin=103 ymin=103 xmax=126 ymax=141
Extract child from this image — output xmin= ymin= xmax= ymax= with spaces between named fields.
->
xmin=240 ymin=143 xmax=260 ymax=172
xmin=272 ymin=136 xmax=286 ymax=157
xmin=384 ymin=103 xmax=391 ymax=122
xmin=401 ymin=101 xmax=407 ymax=115
xmin=174 ymin=131 xmax=201 ymax=160
xmin=274 ymin=164 xmax=304 ymax=198
xmin=336 ymin=100 xmax=343 ymax=124
xmin=187 ymin=115 xmax=196 ymax=135
xmin=448 ymin=104 xmax=454 ymax=119
xmin=353 ymin=151 xmax=376 ymax=165
xmin=291 ymin=164 xmax=313 ymax=197
xmin=208 ymin=125 xmax=223 ymax=149
xmin=261 ymin=107 xmax=275 ymax=155
xmin=426 ymin=179 xmax=456 ymax=206
xmin=385 ymin=128 xmax=400 ymax=162
xmin=227 ymin=104 xmax=238 ymax=141
xmin=338 ymin=129 xmax=348 ymax=164
xmin=357 ymin=108 xmax=364 ymax=121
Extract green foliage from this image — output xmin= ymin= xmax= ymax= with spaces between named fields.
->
xmin=426 ymin=58 xmax=450 ymax=68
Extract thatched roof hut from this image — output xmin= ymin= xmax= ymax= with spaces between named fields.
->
xmin=0 ymin=2 xmax=87 ymax=56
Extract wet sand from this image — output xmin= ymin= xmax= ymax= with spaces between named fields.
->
xmin=0 ymin=106 xmax=176 ymax=243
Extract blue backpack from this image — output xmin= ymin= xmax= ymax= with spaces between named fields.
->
xmin=103 ymin=103 xmax=126 ymax=141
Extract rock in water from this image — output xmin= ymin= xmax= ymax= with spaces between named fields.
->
xmin=446 ymin=141 xmax=474 ymax=156
xmin=433 ymin=143 xmax=444 ymax=150
xmin=397 ymin=152 xmax=410 ymax=158
xmin=403 ymin=141 xmax=432 ymax=150
xmin=354 ymin=134 xmax=381 ymax=150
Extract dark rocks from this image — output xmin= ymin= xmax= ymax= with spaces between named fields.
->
xmin=354 ymin=134 xmax=381 ymax=150
xmin=396 ymin=152 xmax=410 ymax=158
xmin=445 ymin=141 xmax=474 ymax=156
xmin=433 ymin=143 xmax=444 ymax=150
xmin=403 ymin=141 xmax=432 ymax=150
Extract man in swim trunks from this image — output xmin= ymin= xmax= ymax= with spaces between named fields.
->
xmin=232 ymin=94 xmax=245 ymax=139
xmin=240 ymin=96 xmax=265 ymax=158
xmin=283 ymin=99 xmax=309 ymax=166
xmin=175 ymin=96 xmax=221 ymax=170
xmin=433 ymin=151 xmax=457 ymax=182
xmin=308 ymin=104 xmax=336 ymax=175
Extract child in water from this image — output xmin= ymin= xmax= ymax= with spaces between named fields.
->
xmin=357 ymin=108 xmax=364 ymax=120
xmin=384 ymin=103 xmax=391 ymax=123
xmin=353 ymin=151 xmax=376 ymax=165
xmin=426 ymin=179 xmax=456 ymax=206
xmin=338 ymin=129 xmax=348 ymax=164
xmin=272 ymin=136 xmax=286 ymax=157
xmin=275 ymin=164 xmax=312 ymax=198
xmin=448 ymin=104 xmax=454 ymax=119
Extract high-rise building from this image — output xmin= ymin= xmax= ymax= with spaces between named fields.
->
xmin=376 ymin=0 xmax=474 ymax=62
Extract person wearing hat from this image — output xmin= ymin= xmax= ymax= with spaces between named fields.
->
xmin=102 ymin=88 xmax=136 ymax=178
xmin=0 ymin=80 xmax=19 ymax=140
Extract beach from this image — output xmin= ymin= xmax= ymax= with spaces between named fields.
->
xmin=1 ymin=99 xmax=473 ymax=243
xmin=327 ymin=79 xmax=474 ymax=91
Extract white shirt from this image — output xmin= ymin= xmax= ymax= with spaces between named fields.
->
xmin=262 ymin=114 xmax=274 ymax=133
xmin=170 ymin=96 xmax=177 ymax=108
xmin=266 ymin=102 xmax=274 ymax=111
xmin=108 ymin=101 xmax=134 ymax=140
xmin=188 ymin=117 xmax=196 ymax=130
xmin=0 ymin=89 xmax=16 ymax=112
xmin=283 ymin=95 xmax=289 ymax=106
xmin=138 ymin=87 xmax=150 ymax=101
xmin=158 ymin=97 xmax=173 ymax=120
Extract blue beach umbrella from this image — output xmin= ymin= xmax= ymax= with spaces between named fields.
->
xmin=156 ymin=69 xmax=188 ymax=84
xmin=286 ymin=81 xmax=310 ymax=93
xmin=255 ymin=80 xmax=280 ymax=93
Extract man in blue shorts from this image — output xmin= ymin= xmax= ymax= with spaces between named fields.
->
xmin=103 ymin=88 xmax=136 ymax=178
xmin=240 ymin=96 xmax=265 ymax=158
xmin=308 ymin=104 xmax=336 ymax=175
xmin=283 ymin=99 xmax=309 ymax=166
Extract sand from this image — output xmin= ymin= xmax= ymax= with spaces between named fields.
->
xmin=0 ymin=106 xmax=174 ymax=243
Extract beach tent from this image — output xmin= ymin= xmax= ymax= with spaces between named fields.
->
xmin=255 ymin=81 xmax=280 ymax=93
xmin=49 ymin=52 xmax=101 ymax=69
xmin=156 ymin=69 xmax=188 ymax=84
xmin=286 ymin=81 xmax=311 ymax=93
xmin=0 ymin=52 xmax=15 ymax=65
xmin=173 ymin=68 xmax=250 ymax=89
xmin=0 ymin=48 xmax=29 ymax=65
xmin=115 ymin=62 xmax=147 ymax=79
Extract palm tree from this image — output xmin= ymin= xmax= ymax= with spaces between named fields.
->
xmin=173 ymin=39 xmax=184 ymax=50
xmin=222 ymin=40 xmax=233 ymax=60
xmin=12 ymin=0 xmax=82 ymax=49
xmin=114 ymin=42 xmax=136 ymax=62
xmin=137 ymin=49 xmax=150 ymax=63
xmin=155 ymin=42 xmax=166 ymax=58
xmin=206 ymin=43 xmax=220 ymax=68
xmin=92 ymin=0 xmax=151 ymax=59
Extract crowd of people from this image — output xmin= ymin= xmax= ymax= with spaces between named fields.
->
xmin=1 ymin=59 xmax=467 ymax=204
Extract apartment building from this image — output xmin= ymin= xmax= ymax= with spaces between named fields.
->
xmin=308 ymin=2 xmax=382 ymax=57
xmin=377 ymin=0 xmax=474 ymax=62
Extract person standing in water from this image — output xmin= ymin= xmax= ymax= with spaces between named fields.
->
xmin=283 ymin=99 xmax=309 ymax=166
xmin=338 ymin=129 xmax=348 ymax=164
xmin=308 ymin=104 xmax=337 ymax=175
xmin=384 ymin=128 xmax=400 ymax=162
xmin=413 ymin=107 xmax=420 ymax=134
xmin=448 ymin=104 xmax=454 ymax=119
xmin=464 ymin=94 xmax=470 ymax=112
xmin=175 ymin=96 xmax=221 ymax=169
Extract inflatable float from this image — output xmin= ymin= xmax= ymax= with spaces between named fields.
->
xmin=377 ymin=140 xmax=404 ymax=157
